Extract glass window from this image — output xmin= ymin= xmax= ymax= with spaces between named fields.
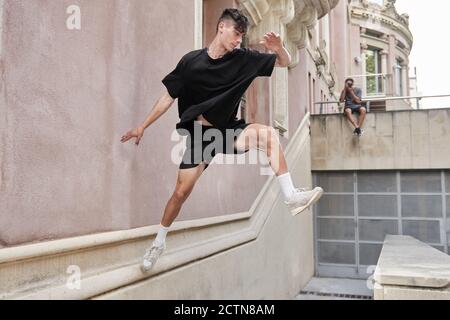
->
xmin=401 ymin=195 xmax=442 ymax=218
xmin=359 ymin=219 xmax=398 ymax=242
xmin=365 ymin=48 xmax=382 ymax=96
xmin=401 ymin=171 xmax=442 ymax=193
xmin=318 ymin=242 xmax=355 ymax=264
xmin=359 ymin=195 xmax=398 ymax=217
xmin=358 ymin=172 xmax=397 ymax=192
xmin=395 ymin=58 xmax=403 ymax=96
xmin=359 ymin=244 xmax=383 ymax=266
xmin=403 ymin=220 xmax=442 ymax=244
xmin=317 ymin=195 xmax=354 ymax=217
xmin=316 ymin=172 xmax=354 ymax=193
xmin=318 ymin=218 xmax=355 ymax=241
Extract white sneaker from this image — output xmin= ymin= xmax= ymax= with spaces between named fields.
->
xmin=284 ymin=187 xmax=324 ymax=216
xmin=141 ymin=242 xmax=165 ymax=272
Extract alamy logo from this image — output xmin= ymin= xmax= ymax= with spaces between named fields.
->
xmin=66 ymin=265 xmax=81 ymax=290
xmin=66 ymin=5 xmax=81 ymax=30
xmin=366 ymin=265 xmax=376 ymax=290
xmin=170 ymin=126 xmax=280 ymax=176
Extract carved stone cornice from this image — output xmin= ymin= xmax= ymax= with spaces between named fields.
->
xmin=239 ymin=0 xmax=339 ymax=67
xmin=238 ymin=0 xmax=340 ymax=134
xmin=350 ymin=0 xmax=413 ymax=48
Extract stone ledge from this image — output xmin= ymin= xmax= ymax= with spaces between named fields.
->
xmin=374 ymin=235 xmax=450 ymax=289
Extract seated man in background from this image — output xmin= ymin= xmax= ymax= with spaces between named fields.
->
xmin=340 ymin=78 xmax=366 ymax=136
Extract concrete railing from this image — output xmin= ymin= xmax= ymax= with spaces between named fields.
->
xmin=313 ymin=94 xmax=450 ymax=114
xmin=374 ymin=235 xmax=450 ymax=300
xmin=310 ymin=108 xmax=450 ymax=171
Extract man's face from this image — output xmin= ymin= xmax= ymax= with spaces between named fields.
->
xmin=218 ymin=20 xmax=244 ymax=52
xmin=346 ymin=81 xmax=354 ymax=88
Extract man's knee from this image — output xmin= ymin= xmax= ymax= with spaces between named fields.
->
xmin=257 ymin=125 xmax=278 ymax=149
xmin=360 ymin=107 xmax=367 ymax=114
xmin=172 ymin=187 xmax=192 ymax=203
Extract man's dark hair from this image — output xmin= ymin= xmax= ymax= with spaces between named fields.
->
xmin=216 ymin=8 xmax=249 ymax=34
xmin=345 ymin=78 xmax=354 ymax=84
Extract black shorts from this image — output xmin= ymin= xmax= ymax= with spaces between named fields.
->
xmin=179 ymin=121 xmax=252 ymax=170
xmin=344 ymin=105 xmax=364 ymax=114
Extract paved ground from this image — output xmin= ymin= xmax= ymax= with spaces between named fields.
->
xmin=295 ymin=277 xmax=374 ymax=300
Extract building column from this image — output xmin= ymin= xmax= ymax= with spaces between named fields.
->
xmin=401 ymin=63 xmax=409 ymax=97
xmin=380 ymin=50 xmax=388 ymax=95
xmin=360 ymin=42 xmax=369 ymax=97
xmin=387 ymin=34 xmax=396 ymax=95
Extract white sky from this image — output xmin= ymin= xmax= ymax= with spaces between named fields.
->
xmin=394 ymin=0 xmax=450 ymax=108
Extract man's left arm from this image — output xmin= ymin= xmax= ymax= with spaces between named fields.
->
xmin=260 ymin=32 xmax=291 ymax=67
xmin=348 ymin=88 xmax=362 ymax=104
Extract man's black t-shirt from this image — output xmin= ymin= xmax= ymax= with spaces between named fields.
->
xmin=162 ymin=47 xmax=277 ymax=134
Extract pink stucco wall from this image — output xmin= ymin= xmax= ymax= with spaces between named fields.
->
xmin=329 ymin=0 xmax=349 ymax=86
xmin=0 ymin=0 xmax=268 ymax=246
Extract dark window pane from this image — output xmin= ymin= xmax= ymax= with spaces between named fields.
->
xmin=318 ymin=218 xmax=355 ymax=241
xmin=359 ymin=195 xmax=397 ymax=217
xmin=318 ymin=242 xmax=355 ymax=264
xmin=359 ymin=219 xmax=398 ymax=242
xmin=401 ymin=171 xmax=441 ymax=193
xmin=359 ymin=243 xmax=383 ymax=265
xmin=317 ymin=195 xmax=354 ymax=217
xmin=401 ymin=195 xmax=442 ymax=218
xmin=358 ymin=172 xmax=397 ymax=193
xmin=315 ymin=172 xmax=354 ymax=193
xmin=403 ymin=220 xmax=441 ymax=244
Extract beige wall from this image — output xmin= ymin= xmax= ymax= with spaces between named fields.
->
xmin=0 ymin=0 xmax=269 ymax=246
xmin=311 ymin=109 xmax=450 ymax=171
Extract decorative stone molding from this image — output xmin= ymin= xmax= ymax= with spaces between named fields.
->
xmin=239 ymin=0 xmax=339 ymax=134
xmin=240 ymin=0 xmax=339 ymax=67
xmin=350 ymin=0 xmax=413 ymax=49
xmin=382 ymin=0 xmax=409 ymax=27
xmin=313 ymin=41 xmax=336 ymax=91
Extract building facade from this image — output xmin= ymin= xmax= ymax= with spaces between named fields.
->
xmin=1 ymin=0 xmax=424 ymax=299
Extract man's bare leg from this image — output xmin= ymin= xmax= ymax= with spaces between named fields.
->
xmin=357 ymin=107 xmax=367 ymax=129
xmin=234 ymin=124 xmax=288 ymax=176
xmin=345 ymin=108 xmax=359 ymax=129
xmin=161 ymin=163 xmax=206 ymax=227
xmin=141 ymin=163 xmax=206 ymax=272
xmin=233 ymin=123 xmax=323 ymax=215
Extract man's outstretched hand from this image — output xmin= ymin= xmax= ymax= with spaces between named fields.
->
xmin=259 ymin=32 xmax=283 ymax=52
xmin=120 ymin=126 xmax=145 ymax=146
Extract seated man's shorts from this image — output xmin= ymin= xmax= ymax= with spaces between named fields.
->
xmin=179 ymin=121 xmax=252 ymax=170
xmin=344 ymin=105 xmax=364 ymax=114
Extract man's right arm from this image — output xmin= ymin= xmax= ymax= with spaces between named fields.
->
xmin=139 ymin=90 xmax=175 ymax=130
xmin=339 ymin=89 xmax=346 ymax=103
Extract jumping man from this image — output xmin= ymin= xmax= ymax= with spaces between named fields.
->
xmin=120 ymin=9 xmax=323 ymax=272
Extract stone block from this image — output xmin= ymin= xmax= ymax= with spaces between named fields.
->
xmin=375 ymin=113 xmax=393 ymax=137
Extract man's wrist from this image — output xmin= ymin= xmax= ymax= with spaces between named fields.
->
xmin=273 ymin=46 xmax=285 ymax=54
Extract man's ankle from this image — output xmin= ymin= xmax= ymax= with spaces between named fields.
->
xmin=153 ymin=239 xmax=165 ymax=248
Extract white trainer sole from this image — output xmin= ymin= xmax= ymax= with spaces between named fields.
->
xmin=290 ymin=188 xmax=324 ymax=216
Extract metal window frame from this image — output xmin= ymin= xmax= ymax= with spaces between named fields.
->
xmin=314 ymin=170 xmax=449 ymax=279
